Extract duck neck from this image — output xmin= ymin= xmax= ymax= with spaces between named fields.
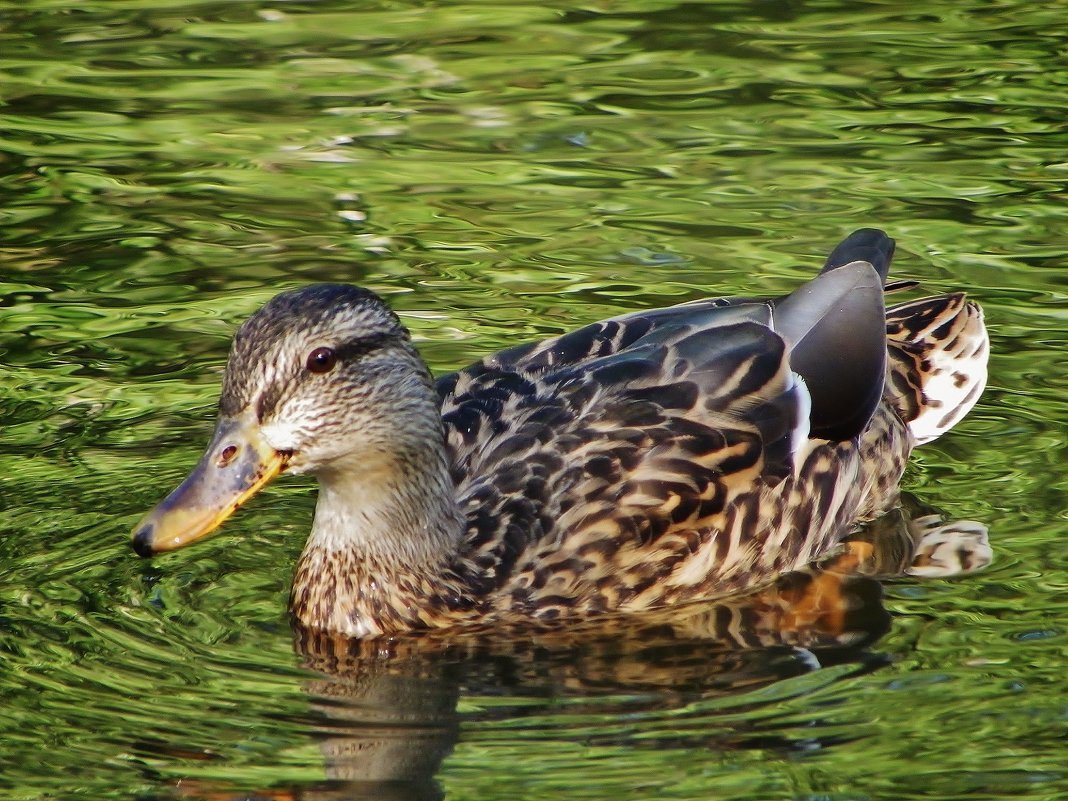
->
xmin=291 ymin=438 xmax=466 ymax=638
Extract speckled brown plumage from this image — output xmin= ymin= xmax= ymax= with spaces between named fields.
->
xmin=296 ymin=501 xmax=991 ymax=677
xmin=134 ymin=228 xmax=989 ymax=639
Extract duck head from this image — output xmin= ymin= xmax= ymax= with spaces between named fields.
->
xmin=130 ymin=284 xmax=440 ymax=556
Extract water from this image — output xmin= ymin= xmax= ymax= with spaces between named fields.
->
xmin=2 ymin=1 xmax=1066 ymax=798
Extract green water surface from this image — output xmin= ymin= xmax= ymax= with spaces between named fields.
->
xmin=2 ymin=1 xmax=1067 ymax=799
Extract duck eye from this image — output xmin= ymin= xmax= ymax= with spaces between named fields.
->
xmin=305 ymin=346 xmax=337 ymax=374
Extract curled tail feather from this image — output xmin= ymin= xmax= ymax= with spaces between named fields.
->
xmin=885 ymin=293 xmax=988 ymax=445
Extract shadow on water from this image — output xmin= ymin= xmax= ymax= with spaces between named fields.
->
xmin=147 ymin=499 xmax=989 ymax=801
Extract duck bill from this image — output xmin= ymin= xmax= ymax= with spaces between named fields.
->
xmin=131 ymin=414 xmax=288 ymax=556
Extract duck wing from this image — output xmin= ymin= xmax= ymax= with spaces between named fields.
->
xmin=440 ymin=253 xmax=887 ymax=474
xmin=468 ymin=229 xmax=892 ymax=436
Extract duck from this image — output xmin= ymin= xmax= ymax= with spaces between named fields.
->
xmin=131 ymin=229 xmax=989 ymax=639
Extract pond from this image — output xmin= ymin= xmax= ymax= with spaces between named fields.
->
xmin=2 ymin=1 xmax=1066 ymax=799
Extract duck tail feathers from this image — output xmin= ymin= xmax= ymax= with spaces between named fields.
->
xmin=821 ymin=228 xmax=895 ymax=283
xmin=885 ymin=293 xmax=988 ymax=445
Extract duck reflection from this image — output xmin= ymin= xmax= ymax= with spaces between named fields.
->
xmin=282 ymin=502 xmax=990 ymax=801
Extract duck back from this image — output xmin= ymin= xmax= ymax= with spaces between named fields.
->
xmin=432 ymin=230 xmax=988 ymax=621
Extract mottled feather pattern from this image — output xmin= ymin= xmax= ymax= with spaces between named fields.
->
xmin=885 ymin=293 xmax=988 ymax=444
xmin=143 ymin=230 xmax=989 ymax=638
xmin=433 ymin=304 xmax=915 ymax=625
xmin=297 ymin=501 xmax=990 ymax=678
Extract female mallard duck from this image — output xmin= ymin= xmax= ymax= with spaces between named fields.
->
xmin=132 ymin=229 xmax=988 ymax=638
